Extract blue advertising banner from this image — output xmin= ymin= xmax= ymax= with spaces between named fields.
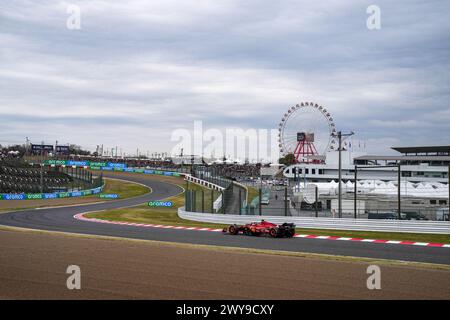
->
xmin=88 ymin=166 xmax=182 ymax=178
xmin=107 ymin=163 xmax=127 ymax=169
xmin=32 ymin=144 xmax=54 ymax=153
xmin=92 ymin=187 xmax=103 ymax=194
xmin=44 ymin=160 xmax=127 ymax=169
xmin=44 ymin=193 xmax=58 ymax=199
xmin=3 ymin=194 xmax=26 ymax=200
xmin=0 ymin=185 xmax=105 ymax=201
xmin=67 ymin=160 xmax=89 ymax=167
xmin=56 ymin=145 xmax=70 ymax=154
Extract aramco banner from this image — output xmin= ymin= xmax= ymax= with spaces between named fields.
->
xmin=42 ymin=160 xmax=181 ymax=177
xmin=0 ymin=186 xmax=104 ymax=201
xmin=44 ymin=160 xmax=127 ymax=169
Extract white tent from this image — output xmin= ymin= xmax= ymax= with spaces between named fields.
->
xmin=307 ymin=179 xmax=448 ymax=199
xmin=375 ymin=180 xmax=384 ymax=186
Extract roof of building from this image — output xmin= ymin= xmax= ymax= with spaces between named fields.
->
xmin=354 ymin=155 xmax=450 ymax=161
xmin=391 ymin=146 xmax=450 ymax=154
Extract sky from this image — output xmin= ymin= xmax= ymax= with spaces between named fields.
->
xmin=0 ymin=0 xmax=449 ymax=158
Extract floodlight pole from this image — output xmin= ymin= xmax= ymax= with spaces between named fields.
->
xmin=315 ymin=186 xmax=319 ymax=218
xmin=331 ymin=131 xmax=354 ymax=218
xmin=398 ymin=163 xmax=401 ymax=220
xmin=40 ymin=164 xmax=44 ymax=193
xmin=338 ymin=133 xmax=342 ymax=218
xmin=354 ymin=165 xmax=358 ymax=219
xmin=190 ymin=155 xmax=195 ymax=176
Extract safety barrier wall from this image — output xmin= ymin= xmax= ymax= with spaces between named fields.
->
xmin=178 ymin=207 xmax=450 ymax=234
xmin=0 ymin=185 xmax=105 ymax=200
xmin=184 ymin=174 xmax=225 ymax=192
xmin=184 ymin=175 xmax=227 ymax=213
xmin=233 ymin=181 xmax=249 ymax=206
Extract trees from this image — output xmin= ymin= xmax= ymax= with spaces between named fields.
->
xmin=278 ymin=153 xmax=296 ymax=166
xmin=69 ymin=144 xmax=91 ymax=156
xmin=1 ymin=144 xmax=27 ymax=157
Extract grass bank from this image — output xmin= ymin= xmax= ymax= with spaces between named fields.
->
xmin=86 ymin=179 xmax=223 ymax=229
xmin=99 ymin=178 xmax=149 ymax=199
xmin=247 ymin=186 xmax=259 ymax=203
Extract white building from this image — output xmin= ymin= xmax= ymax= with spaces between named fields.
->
xmin=283 ymin=145 xmax=450 ymax=184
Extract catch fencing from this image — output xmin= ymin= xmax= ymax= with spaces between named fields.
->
xmin=178 ymin=207 xmax=450 ymax=234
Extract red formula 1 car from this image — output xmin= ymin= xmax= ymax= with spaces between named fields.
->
xmin=222 ymin=220 xmax=296 ymax=238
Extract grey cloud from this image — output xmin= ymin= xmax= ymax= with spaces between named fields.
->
xmin=0 ymin=0 xmax=449 ymax=155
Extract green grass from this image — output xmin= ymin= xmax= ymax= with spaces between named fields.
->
xmin=99 ymin=178 xmax=150 ymax=199
xmin=247 ymin=186 xmax=259 ymax=204
xmin=294 ymin=228 xmax=450 ymax=244
xmin=87 ymin=205 xmax=227 ymax=230
xmin=86 ymin=181 xmax=225 ymax=229
xmin=186 ymin=182 xmax=220 ymax=213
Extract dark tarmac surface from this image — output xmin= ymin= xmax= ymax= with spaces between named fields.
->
xmin=0 ymin=172 xmax=449 ymax=265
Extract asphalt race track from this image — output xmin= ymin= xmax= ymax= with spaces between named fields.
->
xmin=0 ymin=172 xmax=449 ymax=265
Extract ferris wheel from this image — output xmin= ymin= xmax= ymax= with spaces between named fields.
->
xmin=278 ymin=102 xmax=337 ymax=163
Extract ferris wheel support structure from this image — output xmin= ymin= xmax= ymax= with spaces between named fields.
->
xmin=278 ymin=102 xmax=337 ymax=164
xmin=293 ymin=135 xmax=320 ymax=164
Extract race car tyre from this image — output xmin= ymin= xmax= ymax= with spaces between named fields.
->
xmin=228 ymin=225 xmax=238 ymax=235
xmin=269 ymin=228 xmax=278 ymax=238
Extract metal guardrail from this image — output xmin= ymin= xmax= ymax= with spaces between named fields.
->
xmin=184 ymin=174 xmax=225 ymax=191
xmin=178 ymin=207 xmax=450 ymax=234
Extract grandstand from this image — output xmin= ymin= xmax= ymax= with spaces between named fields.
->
xmin=21 ymin=147 xmax=265 ymax=179
xmin=201 ymin=164 xmax=261 ymax=180
xmin=0 ymin=157 xmax=99 ymax=194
